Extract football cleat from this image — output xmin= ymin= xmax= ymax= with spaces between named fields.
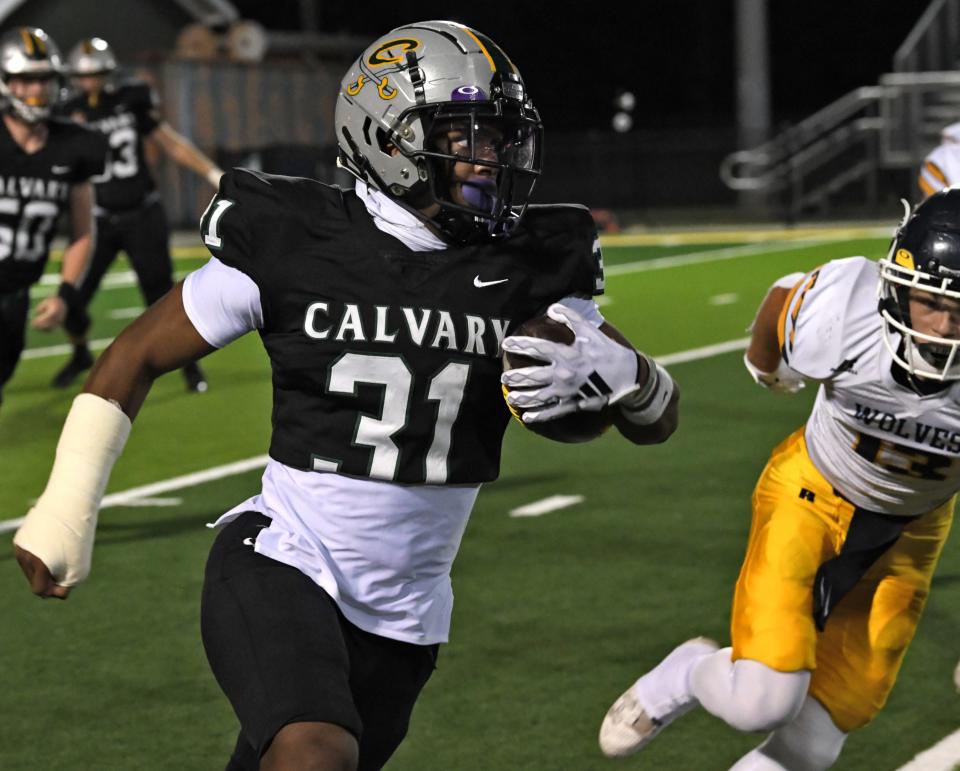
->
xmin=51 ymin=346 xmax=94 ymax=389
xmin=182 ymin=362 xmax=208 ymax=393
xmin=599 ymin=637 xmax=718 ymax=758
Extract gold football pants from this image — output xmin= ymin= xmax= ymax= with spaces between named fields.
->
xmin=730 ymin=427 xmax=953 ymax=732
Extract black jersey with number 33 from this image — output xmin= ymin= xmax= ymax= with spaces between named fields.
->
xmin=200 ymin=169 xmax=605 ymax=485
xmin=59 ymin=80 xmax=160 ymax=212
xmin=0 ymin=117 xmax=106 ymax=292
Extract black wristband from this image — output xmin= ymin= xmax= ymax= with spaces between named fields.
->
xmin=57 ymin=282 xmax=81 ymax=311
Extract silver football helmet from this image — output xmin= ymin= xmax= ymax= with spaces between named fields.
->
xmin=0 ymin=27 xmax=62 ymax=123
xmin=879 ymin=191 xmax=960 ymax=381
xmin=335 ymin=20 xmax=542 ymax=243
xmin=67 ymin=37 xmax=118 ymax=76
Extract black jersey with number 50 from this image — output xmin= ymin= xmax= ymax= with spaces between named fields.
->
xmin=200 ymin=169 xmax=605 ymax=485
xmin=0 ymin=117 xmax=106 ymax=292
xmin=59 ymin=80 xmax=160 ymax=212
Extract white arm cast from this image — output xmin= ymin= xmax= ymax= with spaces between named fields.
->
xmin=13 ymin=394 xmax=131 ymax=587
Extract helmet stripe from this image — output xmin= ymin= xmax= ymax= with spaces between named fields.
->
xmin=470 ymin=29 xmax=517 ymax=75
xmin=461 ymin=27 xmax=496 ymax=73
xmin=20 ymin=28 xmax=34 ymax=56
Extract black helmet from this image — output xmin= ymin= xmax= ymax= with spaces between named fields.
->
xmin=879 ymin=189 xmax=960 ymax=380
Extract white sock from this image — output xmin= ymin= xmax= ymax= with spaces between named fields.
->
xmin=631 ymin=638 xmax=718 ymax=721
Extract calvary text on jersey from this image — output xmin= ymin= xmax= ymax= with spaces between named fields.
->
xmin=303 ymin=301 xmax=510 ymax=357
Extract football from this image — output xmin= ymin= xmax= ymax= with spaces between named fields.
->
xmin=502 ymin=314 xmax=616 ymax=443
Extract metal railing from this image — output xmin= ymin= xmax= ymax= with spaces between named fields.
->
xmin=894 ymin=0 xmax=960 ymax=72
xmin=719 ymin=72 xmax=960 ymax=216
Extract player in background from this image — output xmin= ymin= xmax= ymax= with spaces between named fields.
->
xmin=918 ymin=122 xmax=960 ymax=199
xmin=51 ymin=37 xmax=223 ymax=392
xmin=599 ymin=191 xmax=960 ymax=770
xmin=14 ymin=21 xmax=678 ymax=771
xmin=0 ymin=27 xmax=105 ymax=410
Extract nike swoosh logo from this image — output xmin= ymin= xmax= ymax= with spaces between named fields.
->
xmin=474 ymin=276 xmax=509 ymax=288
xmin=51 ymin=165 xmax=70 ymax=174
xmin=242 ymin=537 xmax=256 ymax=547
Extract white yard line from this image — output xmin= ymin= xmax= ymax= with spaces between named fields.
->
xmin=604 ymin=238 xmax=829 ymax=276
xmin=657 ymin=337 xmax=749 ymax=366
xmin=22 ymin=337 xmax=115 ymax=360
xmin=895 ymin=728 xmax=960 ymax=771
xmin=0 ymin=455 xmax=269 ymax=534
xmin=32 ymin=270 xmax=190 ymax=297
xmin=509 ymin=495 xmax=584 ymax=518
xmin=709 ymin=293 xmax=740 ymax=306
xmin=109 ymin=307 xmax=144 ymax=320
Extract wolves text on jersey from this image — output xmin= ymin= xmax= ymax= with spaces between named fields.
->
xmin=0 ymin=175 xmax=69 ymax=203
xmin=303 ymin=301 xmax=511 ymax=357
xmin=853 ymin=402 xmax=960 ymax=454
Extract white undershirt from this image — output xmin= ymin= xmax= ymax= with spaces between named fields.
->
xmin=182 ymin=186 xmax=603 ymax=645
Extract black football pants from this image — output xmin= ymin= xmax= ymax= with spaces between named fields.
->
xmin=65 ymin=198 xmax=175 ymax=337
xmin=0 ymin=287 xmax=29 ymax=403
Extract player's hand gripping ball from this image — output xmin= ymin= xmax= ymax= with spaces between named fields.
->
xmin=501 ymin=314 xmax=615 ymax=443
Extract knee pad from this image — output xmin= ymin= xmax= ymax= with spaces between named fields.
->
xmin=692 ymin=651 xmax=810 ymax=733
xmin=759 ymin=696 xmax=847 ymax=771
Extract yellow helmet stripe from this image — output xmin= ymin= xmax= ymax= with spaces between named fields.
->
xmin=20 ymin=28 xmax=34 ymax=55
xmin=461 ymin=27 xmax=496 ymax=73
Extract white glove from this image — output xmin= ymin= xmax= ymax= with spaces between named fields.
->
xmin=743 ymin=353 xmax=805 ymax=394
xmin=501 ymin=303 xmax=640 ymax=422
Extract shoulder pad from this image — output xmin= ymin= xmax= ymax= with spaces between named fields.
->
xmin=47 ymin=119 xmax=108 ymax=181
xmin=521 ymin=203 xmax=595 ymax=237
xmin=199 ymin=169 xmax=348 ymax=283
xmin=779 ymin=256 xmax=878 ymax=379
xmin=510 ymin=203 xmax=603 ymax=300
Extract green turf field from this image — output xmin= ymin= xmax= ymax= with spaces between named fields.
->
xmin=1 ymin=232 xmax=958 ymax=770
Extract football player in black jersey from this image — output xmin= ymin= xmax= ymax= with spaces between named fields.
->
xmin=14 ymin=22 xmax=678 ymax=771
xmin=0 ymin=27 xmax=106 ymax=409
xmin=50 ymin=37 xmax=223 ymax=392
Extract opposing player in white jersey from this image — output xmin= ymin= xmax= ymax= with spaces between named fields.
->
xmin=599 ymin=189 xmax=960 ymax=770
xmin=918 ymin=122 xmax=960 ymax=198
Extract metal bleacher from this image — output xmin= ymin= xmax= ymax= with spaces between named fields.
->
xmin=720 ymin=0 xmax=960 ymax=217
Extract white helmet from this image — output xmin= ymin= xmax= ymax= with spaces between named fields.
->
xmin=67 ymin=37 xmax=118 ymax=76
xmin=0 ymin=27 xmax=62 ymax=123
xmin=335 ymin=21 xmax=542 ymax=243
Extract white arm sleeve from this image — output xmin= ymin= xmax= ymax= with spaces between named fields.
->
xmin=182 ymin=257 xmax=264 ymax=348
xmin=558 ymin=295 xmax=605 ymax=327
